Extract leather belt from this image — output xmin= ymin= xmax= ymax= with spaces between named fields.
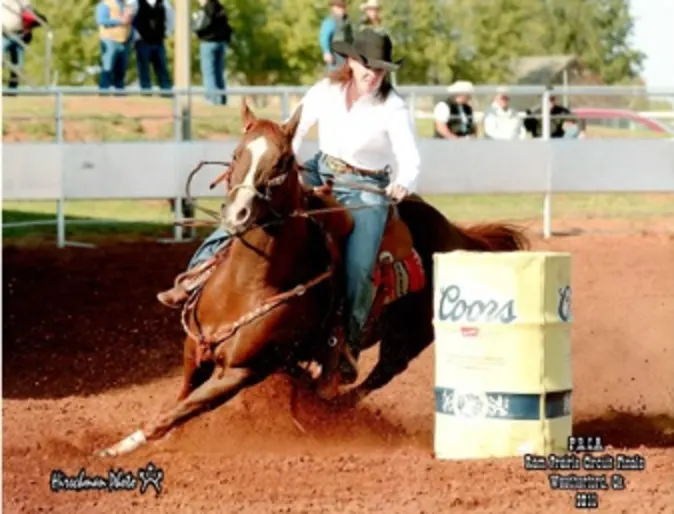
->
xmin=320 ymin=154 xmax=389 ymax=179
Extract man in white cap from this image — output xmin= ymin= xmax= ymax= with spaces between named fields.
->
xmin=482 ymin=86 xmax=526 ymax=140
xmin=433 ymin=80 xmax=477 ymax=139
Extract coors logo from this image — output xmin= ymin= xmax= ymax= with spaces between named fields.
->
xmin=437 ymin=284 xmax=517 ymax=324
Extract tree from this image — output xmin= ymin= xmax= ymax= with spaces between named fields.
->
xmin=24 ymin=0 xmax=102 ymax=86
xmin=20 ymin=0 xmax=646 ymax=88
xmin=449 ymin=0 xmax=541 ymax=83
xmin=383 ymin=0 xmax=462 ymax=84
xmin=534 ymin=0 xmax=645 ymax=84
xmin=267 ymin=0 xmax=324 ymax=84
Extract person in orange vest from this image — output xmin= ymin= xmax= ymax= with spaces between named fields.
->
xmin=95 ymin=0 xmax=134 ymax=90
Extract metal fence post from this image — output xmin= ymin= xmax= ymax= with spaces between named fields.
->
xmin=172 ymin=92 xmax=184 ymax=242
xmin=541 ymin=90 xmax=552 ymax=239
xmin=281 ymin=91 xmax=290 ymax=121
xmin=55 ymin=91 xmax=66 ymax=248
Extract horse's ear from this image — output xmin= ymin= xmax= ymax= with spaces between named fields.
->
xmin=282 ymin=104 xmax=303 ymax=140
xmin=241 ymin=97 xmax=256 ymax=131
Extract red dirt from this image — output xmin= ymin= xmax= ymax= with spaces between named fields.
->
xmin=3 ymin=229 xmax=674 ymax=513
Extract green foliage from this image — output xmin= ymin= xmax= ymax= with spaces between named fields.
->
xmin=450 ymin=0 xmax=538 ymax=83
xmin=21 ymin=0 xmax=645 ymax=88
xmin=25 ymin=0 xmax=100 ymax=85
xmin=529 ymin=0 xmax=645 ymax=84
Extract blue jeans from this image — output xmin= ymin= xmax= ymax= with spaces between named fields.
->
xmin=563 ymin=124 xmax=581 ymax=139
xmin=188 ymin=152 xmax=391 ymax=347
xmin=3 ymin=35 xmax=24 ymax=89
xmin=135 ymin=40 xmax=171 ymax=91
xmin=99 ymin=39 xmax=131 ymax=90
xmin=199 ymin=40 xmax=227 ymax=105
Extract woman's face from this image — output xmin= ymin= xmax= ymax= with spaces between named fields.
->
xmin=348 ymin=58 xmax=385 ymax=95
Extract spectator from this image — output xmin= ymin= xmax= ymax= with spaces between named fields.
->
xmin=319 ymin=0 xmax=353 ymax=71
xmin=130 ymin=0 xmax=173 ymax=94
xmin=2 ymin=0 xmax=45 ymax=90
xmin=433 ymin=80 xmax=476 ymax=139
xmin=483 ymin=87 xmax=526 ymax=140
xmin=359 ymin=0 xmax=386 ymax=34
xmin=96 ymin=0 xmax=134 ymax=90
xmin=524 ymin=91 xmax=585 ymax=139
xmin=194 ymin=0 xmax=232 ymax=105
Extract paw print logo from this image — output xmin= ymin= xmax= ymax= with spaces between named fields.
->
xmin=137 ymin=462 xmax=164 ymax=495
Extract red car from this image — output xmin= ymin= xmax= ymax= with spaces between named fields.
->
xmin=571 ymin=108 xmax=674 ymax=137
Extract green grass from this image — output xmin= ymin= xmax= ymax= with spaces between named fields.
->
xmin=3 ymin=193 xmax=672 ymax=246
xmin=3 ymin=95 xmax=670 ymax=142
xmin=4 ymin=95 xmax=672 ymax=246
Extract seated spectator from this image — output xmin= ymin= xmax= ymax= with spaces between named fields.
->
xmin=96 ymin=0 xmax=134 ymax=90
xmin=433 ymin=80 xmax=476 ymax=139
xmin=130 ymin=0 xmax=173 ymax=93
xmin=524 ymin=92 xmax=585 ymax=139
xmin=483 ymin=87 xmax=526 ymax=140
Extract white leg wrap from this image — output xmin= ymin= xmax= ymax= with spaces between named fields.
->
xmin=114 ymin=429 xmax=147 ymax=455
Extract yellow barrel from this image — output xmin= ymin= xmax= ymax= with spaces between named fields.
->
xmin=433 ymin=251 xmax=573 ymax=460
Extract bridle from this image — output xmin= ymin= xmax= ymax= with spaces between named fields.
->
xmin=183 ymin=148 xmax=296 ymax=226
xmin=178 ymin=133 xmax=401 ymax=363
xmin=224 ymin=152 xmax=297 ymax=223
xmin=180 ymin=151 xmax=340 ymax=364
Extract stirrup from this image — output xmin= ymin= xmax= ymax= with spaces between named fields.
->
xmin=339 ymin=345 xmax=359 ymax=385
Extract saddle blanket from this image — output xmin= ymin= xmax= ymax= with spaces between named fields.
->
xmin=373 ymin=249 xmax=426 ymax=305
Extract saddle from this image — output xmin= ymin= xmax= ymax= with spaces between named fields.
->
xmin=305 ymin=183 xmax=426 ymax=307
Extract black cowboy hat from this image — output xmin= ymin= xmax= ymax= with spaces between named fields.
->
xmin=332 ymin=29 xmax=404 ymax=71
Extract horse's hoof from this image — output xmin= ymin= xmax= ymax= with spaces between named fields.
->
xmin=333 ymin=389 xmax=366 ymax=408
xmin=95 ymin=429 xmax=147 ymax=458
xmin=315 ymin=382 xmax=340 ymax=401
xmin=95 ymin=447 xmax=116 ymax=458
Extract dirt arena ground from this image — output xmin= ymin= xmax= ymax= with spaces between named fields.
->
xmin=3 ymin=226 xmax=674 ymax=513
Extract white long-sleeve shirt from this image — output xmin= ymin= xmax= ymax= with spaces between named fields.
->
xmin=291 ymin=78 xmax=422 ymax=192
xmin=483 ymin=102 xmax=526 ymax=140
xmin=2 ymin=0 xmax=32 ymax=33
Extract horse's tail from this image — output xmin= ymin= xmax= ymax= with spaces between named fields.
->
xmin=455 ymin=222 xmax=531 ymax=252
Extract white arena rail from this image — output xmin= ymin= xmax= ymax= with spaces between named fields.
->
xmin=3 ymin=85 xmax=674 ymax=247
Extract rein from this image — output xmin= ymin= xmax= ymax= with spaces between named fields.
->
xmin=177 ymin=157 xmax=397 ymax=363
xmin=179 ymin=159 xmax=399 ymax=231
xmin=181 ymin=213 xmax=339 ymax=363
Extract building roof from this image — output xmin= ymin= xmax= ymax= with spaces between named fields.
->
xmin=512 ymin=55 xmax=580 ymax=84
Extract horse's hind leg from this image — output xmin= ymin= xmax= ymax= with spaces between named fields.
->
xmin=337 ymin=300 xmax=434 ymax=407
xmin=96 ymin=365 xmax=263 ymax=457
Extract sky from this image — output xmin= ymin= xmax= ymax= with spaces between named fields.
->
xmin=629 ymin=0 xmax=674 ymax=90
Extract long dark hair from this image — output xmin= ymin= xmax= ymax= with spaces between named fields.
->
xmin=326 ymin=61 xmax=396 ymax=102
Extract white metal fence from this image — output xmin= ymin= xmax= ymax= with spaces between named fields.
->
xmin=3 ymin=85 xmax=674 ymax=246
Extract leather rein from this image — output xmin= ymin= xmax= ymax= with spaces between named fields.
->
xmin=179 ymin=158 xmax=351 ymax=363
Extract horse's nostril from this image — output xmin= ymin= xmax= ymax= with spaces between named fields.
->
xmin=236 ymin=207 xmax=250 ymax=223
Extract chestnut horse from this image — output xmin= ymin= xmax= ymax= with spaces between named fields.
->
xmin=96 ymin=99 xmax=529 ymax=457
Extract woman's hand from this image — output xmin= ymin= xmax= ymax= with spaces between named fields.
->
xmin=385 ymin=184 xmax=410 ymax=202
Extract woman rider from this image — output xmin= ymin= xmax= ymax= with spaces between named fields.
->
xmin=157 ymin=28 xmax=422 ymax=375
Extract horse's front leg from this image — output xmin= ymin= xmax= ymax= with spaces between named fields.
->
xmin=95 ymin=365 xmax=263 ymax=457
xmin=176 ymin=336 xmax=214 ymax=401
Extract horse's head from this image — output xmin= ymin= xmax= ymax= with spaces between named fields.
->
xmin=221 ymin=98 xmax=303 ymax=234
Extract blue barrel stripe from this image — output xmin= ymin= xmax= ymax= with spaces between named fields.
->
xmin=435 ymin=387 xmax=572 ymax=420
